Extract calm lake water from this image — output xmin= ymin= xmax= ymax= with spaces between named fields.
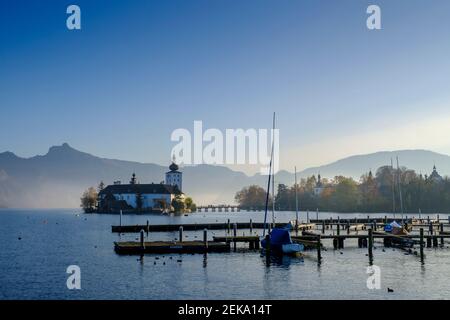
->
xmin=1 ymin=209 xmax=450 ymax=300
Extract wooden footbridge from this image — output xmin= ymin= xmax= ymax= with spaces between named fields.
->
xmin=196 ymin=205 xmax=242 ymax=212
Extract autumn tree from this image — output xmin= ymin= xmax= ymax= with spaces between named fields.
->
xmin=80 ymin=187 xmax=98 ymax=213
xmin=171 ymin=195 xmax=186 ymax=213
xmin=235 ymin=185 xmax=269 ymax=210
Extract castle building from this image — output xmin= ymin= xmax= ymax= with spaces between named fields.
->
xmin=97 ymin=161 xmax=183 ymax=212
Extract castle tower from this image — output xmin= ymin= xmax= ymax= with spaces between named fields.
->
xmin=165 ymin=157 xmax=182 ymax=191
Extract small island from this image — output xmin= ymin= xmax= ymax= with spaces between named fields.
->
xmin=81 ymin=161 xmax=196 ymax=214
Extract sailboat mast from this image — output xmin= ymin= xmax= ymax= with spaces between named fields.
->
xmin=391 ymin=158 xmax=396 ymax=219
xmin=262 ymin=112 xmax=276 ymax=236
xmin=396 ymin=156 xmax=404 ymax=222
xmin=271 ymin=113 xmax=276 ymax=226
xmin=295 ymin=166 xmax=299 ymax=227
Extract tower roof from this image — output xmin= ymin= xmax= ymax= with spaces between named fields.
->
xmin=169 ymin=162 xmax=179 ymax=171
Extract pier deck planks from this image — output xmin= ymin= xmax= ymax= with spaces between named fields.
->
xmin=114 ymin=241 xmax=230 ymax=254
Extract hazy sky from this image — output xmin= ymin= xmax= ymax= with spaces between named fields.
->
xmin=1 ymin=0 xmax=450 ymax=174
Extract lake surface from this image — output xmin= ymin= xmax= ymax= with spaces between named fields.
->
xmin=1 ymin=209 xmax=449 ymax=300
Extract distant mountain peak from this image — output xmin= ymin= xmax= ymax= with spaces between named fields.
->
xmin=47 ymin=143 xmax=78 ymax=155
xmin=0 ymin=151 xmax=19 ymax=160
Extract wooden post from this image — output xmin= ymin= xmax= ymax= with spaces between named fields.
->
xmin=233 ymin=223 xmax=237 ymax=251
xmin=322 ymin=220 xmax=325 ymax=234
xmin=440 ymin=223 xmax=444 ymax=246
xmin=265 ymin=234 xmax=271 ymax=255
xmin=140 ymin=229 xmax=145 ymax=249
xmin=146 ymin=220 xmax=149 ymax=237
xmin=420 ymin=228 xmax=424 ymax=261
xmin=427 ymin=216 xmax=430 ymax=224
xmin=179 ymin=226 xmax=183 ymax=242
xmin=227 ymin=219 xmax=231 ymax=234
xmin=337 ymin=217 xmax=340 ymax=236
xmin=317 ymin=235 xmax=321 ymax=262
xmin=119 ymin=209 xmax=122 ymax=232
xmin=339 ymin=237 xmax=344 ymax=249
xmin=368 ymin=228 xmax=373 ymax=259
xmin=433 ymin=236 xmax=438 ymax=248
xmin=429 ymin=222 xmax=433 ymax=235
xmin=333 ymin=238 xmax=338 ymax=250
xmin=250 ymin=219 xmax=253 ymax=233
xmin=203 ymin=228 xmax=208 ymax=250
xmin=347 ymin=221 xmax=350 ymax=235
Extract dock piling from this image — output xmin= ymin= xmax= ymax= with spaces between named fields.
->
xmin=250 ymin=219 xmax=253 ymax=233
xmin=368 ymin=228 xmax=373 ymax=261
xmin=317 ymin=235 xmax=322 ymax=263
xmin=146 ymin=220 xmax=149 ymax=237
xmin=119 ymin=210 xmax=122 ymax=233
xmin=179 ymin=226 xmax=183 ymax=242
xmin=420 ymin=228 xmax=424 ymax=261
xmin=265 ymin=234 xmax=271 ymax=263
xmin=203 ymin=228 xmax=208 ymax=249
xmin=140 ymin=229 xmax=145 ymax=249
xmin=233 ymin=223 xmax=237 ymax=251
xmin=440 ymin=223 xmax=444 ymax=246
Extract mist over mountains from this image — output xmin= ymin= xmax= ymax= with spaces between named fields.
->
xmin=0 ymin=143 xmax=449 ymax=208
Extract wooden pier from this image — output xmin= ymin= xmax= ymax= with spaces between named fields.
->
xmin=114 ymin=241 xmax=230 ymax=254
xmin=112 ymin=217 xmax=450 ymax=259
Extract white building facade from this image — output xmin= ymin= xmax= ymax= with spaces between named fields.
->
xmin=98 ymin=162 xmax=183 ymax=212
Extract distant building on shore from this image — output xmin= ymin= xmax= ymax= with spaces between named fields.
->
xmin=313 ymin=173 xmax=324 ymax=196
xmin=97 ymin=161 xmax=184 ymax=212
xmin=429 ymin=165 xmax=443 ymax=182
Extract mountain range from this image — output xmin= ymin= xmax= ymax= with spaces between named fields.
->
xmin=0 ymin=143 xmax=449 ymax=208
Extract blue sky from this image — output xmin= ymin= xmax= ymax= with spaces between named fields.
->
xmin=1 ymin=0 xmax=450 ymax=173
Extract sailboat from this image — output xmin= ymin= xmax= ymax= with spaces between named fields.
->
xmin=381 ymin=157 xmax=414 ymax=247
xmin=260 ymin=113 xmax=304 ymax=255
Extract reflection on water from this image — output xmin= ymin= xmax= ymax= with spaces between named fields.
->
xmin=0 ymin=209 xmax=450 ymax=299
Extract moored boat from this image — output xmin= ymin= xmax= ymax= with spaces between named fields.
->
xmin=261 ymin=225 xmax=304 ymax=255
